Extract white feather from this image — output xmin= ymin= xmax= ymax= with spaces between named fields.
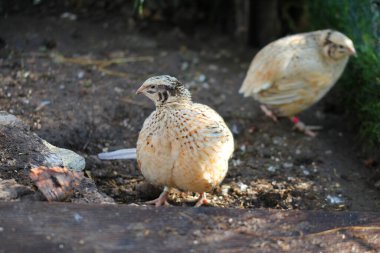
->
xmin=98 ymin=148 xmax=137 ymax=160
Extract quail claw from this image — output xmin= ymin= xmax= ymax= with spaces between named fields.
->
xmin=292 ymin=121 xmax=319 ymax=137
xmin=194 ymin=192 xmax=209 ymax=207
xmin=146 ymin=186 xmax=171 ymax=207
xmin=260 ymin=105 xmax=278 ymax=122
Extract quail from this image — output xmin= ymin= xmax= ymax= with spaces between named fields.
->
xmin=239 ymin=29 xmax=356 ymax=136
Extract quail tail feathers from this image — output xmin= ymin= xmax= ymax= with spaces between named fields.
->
xmin=98 ymin=148 xmax=137 ymax=160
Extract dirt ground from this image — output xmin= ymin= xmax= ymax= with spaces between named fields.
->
xmin=0 ymin=14 xmax=379 ymax=211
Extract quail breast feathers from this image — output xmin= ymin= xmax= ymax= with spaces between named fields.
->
xmin=136 ymin=75 xmax=234 ymax=206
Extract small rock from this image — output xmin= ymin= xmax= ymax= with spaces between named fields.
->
xmin=221 ymin=185 xmax=231 ymax=196
xmin=77 ymin=70 xmax=85 ymax=79
xmin=71 ymin=177 xmax=115 ymax=204
xmin=0 ymin=111 xmax=24 ymax=127
xmin=202 ymin=82 xmax=210 ymax=89
xmin=231 ymin=123 xmax=240 ymax=135
xmin=231 ymin=159 xmax=241 ymax=167
xmin=239 ymin=144 xmax=246 ymax=152
xmin=114 ymin=87 xmax=124 ymax=94
xmin=73 ymin=213 xmax=83 ymax=223
xmin=208 ymin=64 xmax=218 ymax=71
xmin=237 ymin=181 xmax=248 ymax=192
xmin=61 ymin=12 xmax=77 ymax=21
xmin=267 ymin=166 xmax=277 ymax=172
xmin=43 ymin=140 xmax=85 ymax=172
xmin=272 ymin=137 xmax=284 ymax=146
xmin=282 ymin=162 xmax=293 ymax=169
xmin=326 ymin=194 xmax=344 ymax=204
xmin=197 ymin=74 xmax=206 ymax=82
xmin=181 ymin=62 xmax=189 ymax=71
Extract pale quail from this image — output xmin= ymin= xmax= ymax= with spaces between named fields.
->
xmin=239 ymin=29 xmax=356 ymax=136
xmin=127 ymin=75 xmax=234 ymax=207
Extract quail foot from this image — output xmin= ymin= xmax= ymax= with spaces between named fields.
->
xmin=239 ymin=29 xmax=356 ymax=136
xmin=135 ymin=75 xmax=234 ymax=207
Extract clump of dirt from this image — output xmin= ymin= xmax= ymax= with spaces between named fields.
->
xmin=0 ymin=14 xmax=379 ymax=210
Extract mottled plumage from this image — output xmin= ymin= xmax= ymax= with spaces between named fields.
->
xmin=240 ymin=29 xmax=356 ymax=136
xmin=136 ymin=75 xmax=234 ymax=206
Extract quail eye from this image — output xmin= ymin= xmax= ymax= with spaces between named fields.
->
xmin=150 ymin=85 xmax=156 ymax=89
xmin=338 ymin=45 xmax=344 ymax=49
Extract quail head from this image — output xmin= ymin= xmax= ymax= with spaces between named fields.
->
xmin=239 ymin=29 xmax=356 ymax=136
xmin=136 ymin=75 xmax=234 ymax=207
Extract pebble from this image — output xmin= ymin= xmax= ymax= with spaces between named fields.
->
xmin=221 ymin=185 xmax=231 ymax=196
xmin=61 ymin=12 xmax=77 ymax=21
xmin=202 ymin=82 xmax=210 ymax=89
xmin=73 ymin=213 xmax=83 ymax=223
xmin=114 ymin=87 xmax=124 ymax=94
xmin=43 ymin=140 xmax=86 ymax=172
xmin=181 ymin=62 xmax=189 ymax=71
xmin=267 ymin=166 xmax=277 ymax=172
xmin=77 ymin=70 xmax=85 ymax=79
xmin=231 ymin=123 xmax=240 ymax=135
xmin=231 ymin=159 xmax=241 ymax=167
xmin=283 ymin=162 xmax=293 ymax=169
xmin=197 ymin=74 xmax=206 ymax=82
xmin=272 ymin=137 xmax=284 ymax=146
xmin=326 ymin=194 xmax=344 ymax=204
xmin=208 ymin=64 xmax=218 ymax=71
xmin=237 ymin=182 xmax=248 ymax=192
xmin=0 ymin=112 xmax=21 ymax=126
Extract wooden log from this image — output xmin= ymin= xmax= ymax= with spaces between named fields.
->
xmin=0 ymin=202 xmax=379 ymax=252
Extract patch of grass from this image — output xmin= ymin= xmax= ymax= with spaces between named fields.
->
xmin=309 ymin=0 xmax=380 ymax=146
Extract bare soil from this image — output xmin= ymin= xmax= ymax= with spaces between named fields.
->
xmin=0 ymin=14 xmax=379 ymax=211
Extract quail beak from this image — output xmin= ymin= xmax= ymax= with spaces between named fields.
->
xmin=136 ymin=86 xmax=145 ymax=94
xmin=349 ymin=47 xmax=357 ymax=57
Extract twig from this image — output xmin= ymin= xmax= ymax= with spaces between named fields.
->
xmin=50 ymin=53 xmax=154 ymax=78
xmin=98 ymin=67 xmax=131 ymax=78
xmin=82 ymin=128 xmax=93 ymax=150
xmin=304 ymin=225 xmax=380 ymax=237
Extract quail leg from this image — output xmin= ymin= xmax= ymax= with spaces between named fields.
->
xmin=146 ymin=186 xmax=171 ymax=207
xmin=260 ymin=105 xmax=278 ymax=122
xmin=290 ymin=116 xmax=322 ymax=137
xmin=194 ymin=192 xmax=209 ymax=207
